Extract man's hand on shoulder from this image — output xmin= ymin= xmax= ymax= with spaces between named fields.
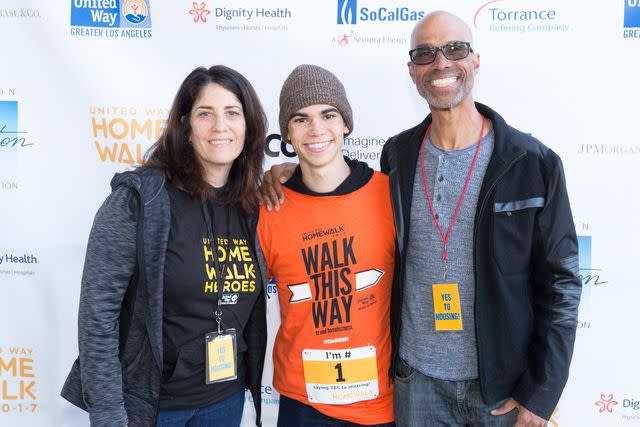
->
xmin=258 ymin=163 xmax=296 ymax=211
xmin=491 ymin=398 xmax=547 ymax=427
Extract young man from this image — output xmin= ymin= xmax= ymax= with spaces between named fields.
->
xmin=257 ymin=64 xmax=395 ymax=426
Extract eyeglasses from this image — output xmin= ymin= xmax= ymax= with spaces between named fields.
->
xmin=409 ymin=41 xmax=473 ymax=65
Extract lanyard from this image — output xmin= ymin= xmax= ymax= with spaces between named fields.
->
xmin=419 ymin=115 xmax=485 ymax=280
xmin=201 ymin=200 xmax=231 ymax=333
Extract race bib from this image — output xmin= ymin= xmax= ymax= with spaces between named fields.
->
xmin=432 ymin=283 xmax=463 ymax=331
xmin=302 ymin=346 xmax=378 ymax=405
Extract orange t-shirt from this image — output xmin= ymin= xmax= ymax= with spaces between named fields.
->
xmin=258 ymin=172 xmax=396 ymax=425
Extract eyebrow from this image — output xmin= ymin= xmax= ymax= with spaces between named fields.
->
xmin=290 ymin=107 xmax=340 ymax=118
xmin=415 ymin=41 xmax=468 ymax=48
xmin=194 ymin=104 xmax=242 ymax=110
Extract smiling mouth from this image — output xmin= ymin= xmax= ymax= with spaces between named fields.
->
xmin=306 ymin=141 xmax=332 ymax=152
xmin=207 ymin=139 xmax=232 ymax=145
xmin=430 ymin=77 xmax=458 ymax=87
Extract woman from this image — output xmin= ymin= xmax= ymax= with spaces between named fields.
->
xmin=61 ymin=65 xmax=268 ymax=427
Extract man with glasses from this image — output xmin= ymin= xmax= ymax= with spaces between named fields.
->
xmin=384 ymin=11 xmax=581 ymax=427
xmin=261 ymin=10 xmax=580 ymax=427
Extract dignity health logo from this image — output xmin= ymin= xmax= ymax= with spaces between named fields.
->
xmin=70 ymin=0 xmax=152 ymax=38
xmin=337 ymin=0 xmax=424 ymax=25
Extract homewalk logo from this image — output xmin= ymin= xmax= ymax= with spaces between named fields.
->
xmin=474 ymin=0 xmax=569 ymax=34
xmin=337 ymin=0 xmax=424 ymax=25
xmin=624 ymin=0 xmax=640 ymax=38
xmin=70 ymin=0 xmax=152 ymax=38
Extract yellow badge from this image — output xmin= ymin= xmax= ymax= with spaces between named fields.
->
xmin=206 ymin=332 xmax=237 ymax=383
xmin=302 ymin=346 xmax=379 ymax=405
xmin=432 ymin=283 xmax=463 ymax=331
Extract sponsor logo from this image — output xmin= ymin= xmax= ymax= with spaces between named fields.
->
xmin=245 ymin=385 xmax=280 ymax=406
xmin=189 ymin=1 xmax=211 ymax=23
xmin=337 ymin=0 xmax=424 ymax=25
xmin=625 ymin=0 xmax=640 ymax=38
xmin=0 ymin=100 xmax=34 ymax=182
xmin=0 ymin=253 xmax=39 ymax=277
xmin=578 ymin=235 xmax=608 ymax=288
xmin=265 ymin=277 xmax=278 ymax=299
xmin=70 ymin=0 xmax=152 ymax=38
xmin=342 ymin=135 xmax=386 ymax=162
xmin=577 ymin=143 xmax=640 ymax=155
xmin=595 ymin=393 xmax=619 ymax=413
xmin=0 ymin=345 xmax=38 ymax=414
xmin=334 ymin=0 xmax=422 ymax=46
xmin=337 ymin=0 xmax=357 ymax=24
xmin=0 ymin=7 xmax=41 ymax=19
xmin=90 ymin=105 xmax=167 ymax=166
xmin=595 ymin=393 xmax=640 ymax=421
xmin=264 ymin=133 xmax=297 ymax=158
xmin=200 ymin=4 xmax=292 ymax=32
xmin=220 ymin=293 xmax=239 ymax=305
xmin=474 ymin=0 xmax=569 ymax=34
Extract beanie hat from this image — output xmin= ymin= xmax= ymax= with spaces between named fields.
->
xmin=279 ymin=64 xmax=353 ymax=140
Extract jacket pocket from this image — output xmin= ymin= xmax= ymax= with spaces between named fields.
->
xmin=492 ymin=198 xmax=543 ymax=274
xmin=394 ymin=357 xmax=417 ymax=383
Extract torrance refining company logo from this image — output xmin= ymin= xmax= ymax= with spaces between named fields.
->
xmin=595 ymin=394 xmax=618 ymax=414
xmin=474 ymin=0 xmax=569 ymax=34
xmin=70 ymin=0 xmax=152 ymax=38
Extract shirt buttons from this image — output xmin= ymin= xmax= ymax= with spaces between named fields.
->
xmin=438 ymin=175 xmax=444 ymax=182
xmin=436 ymin=194 xmax=442 ymax=201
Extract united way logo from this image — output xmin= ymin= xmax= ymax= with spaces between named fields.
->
xmin=121 ymin=0 xmax=149 ymax=25
xmin=70 ymin=0 xmax=151 ymax=29
xmin=337 ymin=0 xmax=357 ymax=24
xmin=625 ymin=0 xmax=640 ymax=27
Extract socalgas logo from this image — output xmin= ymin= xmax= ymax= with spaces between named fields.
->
xmin=70 ymin=0 xmax=152 ymax=38
xmin=474 ymin=0 xmax=569 ymax=34
xmin=625 ymin=0 xmax=640 ymax=38
xmin=337 ymin=0 xmax=424 ymax=25
xmin=90 ymin=105 xmax=167 ymax=165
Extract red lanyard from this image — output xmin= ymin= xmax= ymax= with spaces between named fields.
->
xmin=419 ymin=116 xmax=485 ymax=280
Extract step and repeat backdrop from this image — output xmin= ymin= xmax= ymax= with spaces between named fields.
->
xmin=1 ymin=0 xmax=639 ymax=426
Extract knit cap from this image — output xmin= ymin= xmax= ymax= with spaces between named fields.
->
xmin=278 ymin=64 xmax=353 ymax=139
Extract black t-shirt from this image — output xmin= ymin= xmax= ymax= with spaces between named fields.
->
xmin=159 ymin=184 xmax=261 ymax=409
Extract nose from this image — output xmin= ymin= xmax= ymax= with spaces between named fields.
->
xmin=308 ymin=117 xmax=324 ymax=135
xmin=431 ymin=49 xmax=451 ymax=69
xmin=211 ymin=112 xmax=228 ymax=132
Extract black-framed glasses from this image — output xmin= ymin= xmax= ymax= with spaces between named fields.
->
xmin=409 ymin=41 xmax=473 ymax=65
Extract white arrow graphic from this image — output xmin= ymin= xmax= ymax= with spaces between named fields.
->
xmin=355 ymin=269 xmax=384 ymax=291
xmin=288 ymin=269 xmax=384 ymax=303
xmin=288 ymin=282 xmax=312 ymax=303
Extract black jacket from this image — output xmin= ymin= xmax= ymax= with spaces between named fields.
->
xmin=381 ymin=103 xmax=581 ymax=420
xmin=61 ymin=168 xmax=267 ymax=427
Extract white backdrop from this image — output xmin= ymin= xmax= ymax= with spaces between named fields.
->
xmin=1 ymin=0 xmax=639 ymax=426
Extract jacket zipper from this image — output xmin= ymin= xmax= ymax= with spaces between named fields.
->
xmin=473 ymin=151 xmax=525 ymax=395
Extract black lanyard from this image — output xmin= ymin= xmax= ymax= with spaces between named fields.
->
xmin=200 ymin=199 xmax=231 ymax=333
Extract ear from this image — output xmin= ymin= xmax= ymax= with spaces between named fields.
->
xmin=473 ymin=52 xmax=480 ymax=75
xmin=343 ymin=125 xmax=350 ymax=135
xmin=408 ymin=61 xmax=417 ymax=84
